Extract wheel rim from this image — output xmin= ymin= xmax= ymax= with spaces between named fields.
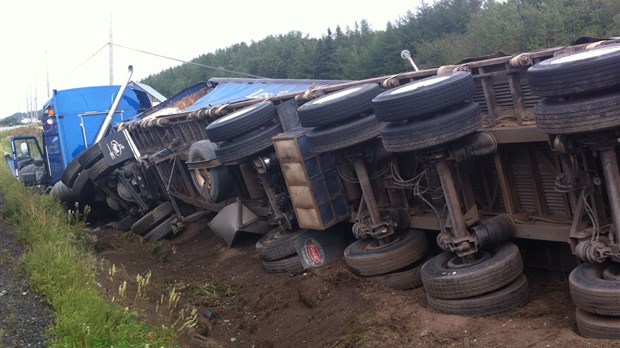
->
xmin=388 ymin=75 xmax=452 ymax=95
xmin=602 ymin=263 xmax=620 ymax=281
xmin=360 ymin=234 xmax=403 ymax=252
xmin=549 ymin=45 xmax=620 ymax=65
xmin=212 ymin=103 xmax=262 ymax=124
xmin=267 ymin=229 xmax=288 ymax=241
xmin=193 ymin=168 xmax=213 ymax=193
xmin=311 ymin=86 xmax=364 ymax=104
xmin=446 ymin=251 xmax=491 ymax=269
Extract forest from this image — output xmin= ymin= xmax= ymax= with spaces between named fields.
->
xmin=141 ymin=0 xmax=620 ymax=97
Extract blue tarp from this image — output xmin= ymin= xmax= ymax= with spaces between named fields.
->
xmin=185 ymin=78 xmax=347 ymax=111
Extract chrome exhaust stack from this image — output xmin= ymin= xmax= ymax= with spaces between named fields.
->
xmin=95 ymin=65 xmax=134 ymax=143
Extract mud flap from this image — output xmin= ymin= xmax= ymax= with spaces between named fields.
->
xmin=100 ymin=130 xmax=137 ymax=166
xmin=294 ymin=228 xmax=347 ymax=270
xmin=208 ymin=200 xmax=272 ymax=247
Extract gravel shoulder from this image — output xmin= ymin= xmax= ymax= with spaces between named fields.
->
xmin=0 ymin=213 xmax=54 ymax=347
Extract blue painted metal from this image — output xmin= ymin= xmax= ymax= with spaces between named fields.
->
xmin=42 ymin=85 xmax=152 ymax=183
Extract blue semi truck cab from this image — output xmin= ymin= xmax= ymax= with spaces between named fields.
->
xmin=8 ymin=80 xmax=163 ymax=187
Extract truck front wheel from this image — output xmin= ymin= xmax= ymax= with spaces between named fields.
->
xmin=61 ymin=156 xmax=83 ymax=187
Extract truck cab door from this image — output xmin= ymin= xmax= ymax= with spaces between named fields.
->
xmin=9 ymin=136 xmax=48 ymax=186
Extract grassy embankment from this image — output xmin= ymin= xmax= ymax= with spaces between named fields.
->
xmin=0 ymin=127 xmax=175 ymax=347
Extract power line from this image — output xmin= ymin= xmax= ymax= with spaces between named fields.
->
xmin=111 ymin=42 xmax=266 ymax=79
xmin=68 ymin=43 xmax=109 ymax=75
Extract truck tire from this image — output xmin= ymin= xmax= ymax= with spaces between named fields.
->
xmin=144 ymin=216 xmax=174 ymax=242
xmin=50 ymin=180 xmax=78 ymax=202
xmin=575 ymin=308 xmax=620 ymax=339
xmin=380 ymin=102 xmax=482 ymax=152
xmin=78 ymin=145 xmax=103 ymax=169
xmin=297 ymin=83 xmax=382 ymax=127
xmin=256 ymin=228 xmax=303 ymax=261
xmin=528 ymin=44 xmax=620 ymax=97
xmin=426 ymin=274 xmax=529 ymax=317
xmin=130 ymin=201 xmax=174 ymax=236
xmin=214 ymin=124 xmax=281 ymax=165
xmin=569 ymin=262 xmax=620 ymax=316
xmin=421 ymin=242 xmax=523 ymax=300
xmin=344 ymin=229 xmax=428 ymax=277
xmin=305 ymin=114 xmax=386 ymax=154
xmin=116 ymin=214 xmax=139 ymax=232
xmin=189 ymin=140 xmax=217 ymax=159
xmin=206 ymin=101 xmax=277 ymax=143
xmin=188 ymin=141 xmax=232 ymax=203
xmin=372 ymin=72 xmax=475 ymax=122
xmin=61 ymin=156 xmax=83 ymax=187
xmin=89 ymin=158 xmax=114 ymax=181
xmin=367 ymin=254 xmax=428 ymax=290
xmin=69 ymin=169 xmax=92 ymax=201
xmin=534 ymin=90 xmax=620 ymax=134
xmin=261 ymin=254 xmax=305 ymax=275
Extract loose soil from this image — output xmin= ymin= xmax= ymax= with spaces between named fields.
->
xmin=92 ymin=220 xmax=618 ymax=348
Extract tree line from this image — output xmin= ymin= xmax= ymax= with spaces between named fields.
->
xmin=141 ymin=0 xmax=620 ymax=97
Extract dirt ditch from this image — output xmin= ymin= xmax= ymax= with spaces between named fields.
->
xmin=92 ymin=221 xmax=619 ymax=347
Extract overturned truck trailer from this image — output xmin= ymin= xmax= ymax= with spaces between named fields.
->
xmin=61 ymin=37 xmax=620 ymax=338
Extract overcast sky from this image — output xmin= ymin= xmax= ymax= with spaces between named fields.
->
xmin=0 ymin=0 xmax=424 ymax=118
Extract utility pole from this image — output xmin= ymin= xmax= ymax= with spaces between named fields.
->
xmin=33 ymin=77 xmax=38 ymax=126
xmin=26 ymin=88 xmax=30 ymax=125
xmin=45 ymin=50 xmax=50 ymax=98
xmin=109 ymin=12 xmax=114 ymax=85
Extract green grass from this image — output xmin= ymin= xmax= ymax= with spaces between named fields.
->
xmin=0 ymin=129 xmax=176 ymax=347
xmin=178 ymin=281 xmax=241 ymax=306
xmin=0 ymin=126 xmax=41 ymax=154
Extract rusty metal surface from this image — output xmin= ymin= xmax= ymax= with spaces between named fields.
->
xmin=409 ymin=214 xmax=571 ymax=243
xmin=118 ymin=38 xmax=620 ymax=245
xmin=600 ymin=147 xmax=620 ymax=243
xmin=487 ymin=126 xmax=547 ymax=144
xmin=435 ymin=159 xmax=469 ymax=239
xmin=126 ymin=38 xmax=620 ymax=133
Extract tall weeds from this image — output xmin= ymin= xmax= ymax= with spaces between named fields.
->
xmin=0 ymin=161 xmax=173 ymax=347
